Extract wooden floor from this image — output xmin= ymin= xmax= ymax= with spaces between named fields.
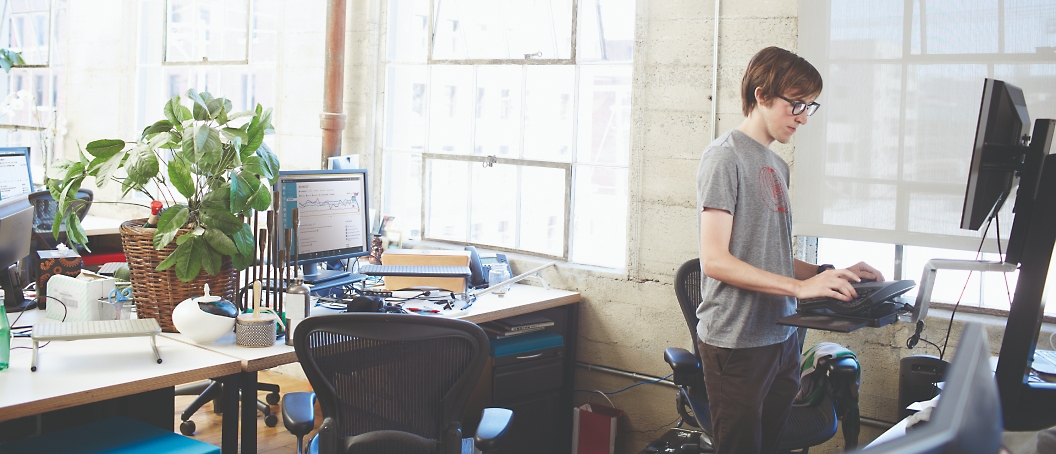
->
xmin=173 ymin=370 xmax=322 ymax=453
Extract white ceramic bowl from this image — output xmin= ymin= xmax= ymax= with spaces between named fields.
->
xmin=172 ymin=297 xmax=237 ymax=344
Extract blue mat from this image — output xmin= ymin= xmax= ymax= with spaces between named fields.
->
xmin=0 ymin=416 xmax=219 ymax=454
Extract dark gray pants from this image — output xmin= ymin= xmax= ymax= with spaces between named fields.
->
xmin=697 ymin=334 xmax=800 ymax=454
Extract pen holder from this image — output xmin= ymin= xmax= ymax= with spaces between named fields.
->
xmin=235 ymin=309 xmax=282 ymax=347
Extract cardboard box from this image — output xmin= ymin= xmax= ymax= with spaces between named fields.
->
xmin=381 ymin=249 xmax=471 ymax=292
xmin=46 ymin=272 xmax=116 ymax=321
xmin=35 ymin=250 xmax=82 ymax=308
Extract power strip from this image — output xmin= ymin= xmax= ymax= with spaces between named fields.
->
xmin=362 ymin=290 xmax=392 ymax=298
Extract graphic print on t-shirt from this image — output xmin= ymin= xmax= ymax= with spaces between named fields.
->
xmin=758 ymin=166 xmax=788 ymax=213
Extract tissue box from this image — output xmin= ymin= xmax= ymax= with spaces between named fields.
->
xmin=46 ymin=273 xmax=116 ymax=321
xmin=35 ymin=250 xmax=82 ymax=308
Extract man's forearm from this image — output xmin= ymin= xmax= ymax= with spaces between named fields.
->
xmin=794 ymin=259 xmax=820 ymax=280
xmin=701 ymin=252 xmax=802 ymax=297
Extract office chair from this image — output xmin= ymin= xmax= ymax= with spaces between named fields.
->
xmin=175 ymin=379 xmax=280 ymax=435
xmin=26 ymin=189 xmax=94 ymax=294
xmin=281 ymin=313 xmax=514 ymax=454
xmin=27 ymin=188 xmax=94 ymax=249
xmin=663 ymin=258 xmax=860 ymax=453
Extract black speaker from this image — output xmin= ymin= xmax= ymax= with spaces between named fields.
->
xmin=345 ymin=295 xmax=384 ymax=313
xmin=898 ymin=355 xmax=950 ymax=419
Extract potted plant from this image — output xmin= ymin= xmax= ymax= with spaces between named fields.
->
xmin=47 ymin=89 xmax=278 ymax=330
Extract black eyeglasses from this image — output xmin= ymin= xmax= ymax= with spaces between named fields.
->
xmin=777 ymin=95 xmax=820 ymax=116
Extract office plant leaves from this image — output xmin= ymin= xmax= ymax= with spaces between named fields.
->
xmin=48 ymin=89 xmax=278 ymax=282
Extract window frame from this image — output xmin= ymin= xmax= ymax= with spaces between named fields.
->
xmin=380 ymin=0 xmax=633 ymax=265
xmin=161 ymin=0 xmax=253 ymax=65
xmin=426 ymin=0 xmax=579 ymax=65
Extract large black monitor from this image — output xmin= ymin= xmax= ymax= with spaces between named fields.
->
xmin=958 ymin=78 xmax=1056 ymax=430
xmin=0 ymin=195 xmax=34 ymax=312
xmin=0 ymin=147 xmax=33 ymax=201
xmin=959 ymin=79 xmax=1046 ymax=265
xmin=855 ymin=323 xmax=1002 ymax=453
xmin=274 ymin=169 xmax=372 ymax=285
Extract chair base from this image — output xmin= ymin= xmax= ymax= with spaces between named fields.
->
xmin=639 ymin=428 xmax=711 ymax=454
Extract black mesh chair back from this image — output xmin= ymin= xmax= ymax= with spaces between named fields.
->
xmin=27 ymin=189 xmax=93 ymax=248
xmin=294 ymin=313 xmax=490 ymax=454
xmin=673 ymin=258 xmax=703 ymax=357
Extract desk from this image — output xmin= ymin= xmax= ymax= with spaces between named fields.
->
xmin=162 ymin=283 xmax=580 ymax=454
xmin=0 ymin=310 xmax=243 ymax=451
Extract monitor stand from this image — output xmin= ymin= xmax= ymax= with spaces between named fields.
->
xmin=1 ymin=265 xmax=36 ymax=313
xmin=301 ymin=263 xmax=364 ymax=285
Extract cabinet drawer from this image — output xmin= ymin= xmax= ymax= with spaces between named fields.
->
xmin=493 ymin=344 xmax=563 ymax=367
xmin=493 ymin=355 xmax=563 ymax=401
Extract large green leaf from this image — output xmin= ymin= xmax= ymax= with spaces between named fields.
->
xmin=231 ymin=250 xmax=253 ymax=270
xmin=203 ymin=184 xmax=232 ymax=210
xmin=66 ymin=214 xmax=89 ymax=251
xmin=153 ymin=205 xmax=190 ymax=250
xmin=203 ymin=227 xmax=239 ymax=256
xmin=193 ymin=126 xmax=223 ymax=166
xmin=230 ymin=170 xmax=259 ymax=215
xmin=127 ymin=148 xmax=159 ymax=185
xmin=141 ymin=120 xmax=173 ymax=139
xmin=167 ymin=157 xmax=195 ymax=198
xmin=86 ymin=147 xmax=126 ymax=188
xmin=232 ymin=223 xmax=254 ymax=257
xmin=187 ymin=89 xmax=211 ymax=121
xmin=156 ymin=236 xmax=193 ymax=271
xmin=175 ymin=236 xmax=204 ymax=282
xmin=45 ymin=158 xmax=74 ymax=180
xmin=255 ymin=143 xmax=280 ymax=185
xmin=199 ymin=240 xmax=222 ymax=276
xmin=244 ymin=108 xmax=269 ymax=155
xmin=246 ymin=180 xmax=272 ymax=212
xmin=200 ymin=204 xmax=243 ymax=235
xmin=164 ymin=95 xmax=191 ymax=127
xmin=221 ymin=127 xmax=248 ymax=143
xmin=85 ymin=139 xmax=126 ymax=160
xmin=241 ymin=156 xmax=272 ymax=181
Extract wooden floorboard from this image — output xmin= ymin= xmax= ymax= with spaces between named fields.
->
xmin=173 ymin=370 xmax=321 ymax=453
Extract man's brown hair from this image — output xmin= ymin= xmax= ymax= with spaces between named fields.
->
xmin=740 ymin=46 xmax=822 ymax=117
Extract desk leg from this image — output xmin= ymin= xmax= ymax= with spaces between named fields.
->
xmin=240 ymin=371 xmax=258 ymax=454
xmin=220 ymin=374 xmax=241 ymax=454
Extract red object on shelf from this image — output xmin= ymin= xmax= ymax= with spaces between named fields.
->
xmin=81 ymin=252 xmax=127 ymax=266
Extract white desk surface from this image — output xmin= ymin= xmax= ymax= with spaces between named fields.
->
xmin=80 ymin=215 xmax=125 ymax=236
xmin=0 ymin=310 xmax=242 ymax=422
xmin=160 ymin=283 xmax=580 ymax=372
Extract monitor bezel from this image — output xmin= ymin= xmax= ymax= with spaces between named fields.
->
xmin=0 ymin=146 xmax=33 ymax=200
xmin=273 ymin=168 xmax=372 ymax=266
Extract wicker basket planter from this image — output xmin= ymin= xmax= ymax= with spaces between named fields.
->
xmin=120 ymin=219 xmax=239 ymax=332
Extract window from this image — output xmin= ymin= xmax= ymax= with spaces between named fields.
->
xmin=799 ymin=1 xmax=1056 ymax=316
xmin=0 ymin=0 xmax=67 ymax=184
xmin=136 ymin=0 xmax=276 ymax=132
xmin=380 ymin=0 xmax=634 ymax=267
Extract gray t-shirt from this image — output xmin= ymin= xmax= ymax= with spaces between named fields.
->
xmin=695 ymin=129 xmax=796 ymax=349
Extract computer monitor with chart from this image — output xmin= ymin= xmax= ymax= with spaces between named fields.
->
xmin=0 ymin=147 xmax=32 ymax=201
xmin=275 ymin=169 xmax=371 ymax=285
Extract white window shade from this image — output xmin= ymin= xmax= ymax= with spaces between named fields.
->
xmin=795 ymin=0 xmax=1056 ymax=254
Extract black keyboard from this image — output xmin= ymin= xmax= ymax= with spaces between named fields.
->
xmin=799 ymin=280 xmax=916 ymax=316
xmin=359 ymin=265 xmax=472 ymax=278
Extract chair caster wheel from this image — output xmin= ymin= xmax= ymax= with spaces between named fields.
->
xmin=266 ymin=392 xmax=280 ymax=405
xmin=180 ymin=420 xmax=196 ymax=436
xmin=265 ymin=414 xmax=278 ymax=427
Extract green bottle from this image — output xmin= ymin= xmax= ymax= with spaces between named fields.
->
xmin=0 ymin=305 xmax=10 ymax=371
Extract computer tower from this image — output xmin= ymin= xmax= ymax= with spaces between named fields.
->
xmin=898 ymin=355 xmax=950 ymax=419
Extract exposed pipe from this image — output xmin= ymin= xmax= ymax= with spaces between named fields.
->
xmin=320 ymin=0 xmax=348 ymax=169
xmin=575 ymin=361 xmax=676 ymax=388
xmin=710 ymin=0 xmax=720 ymax=141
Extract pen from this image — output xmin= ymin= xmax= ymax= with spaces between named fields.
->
xmin=406 ymin=307 xmax=441 ymax=314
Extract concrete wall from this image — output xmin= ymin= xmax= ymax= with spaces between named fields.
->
xmin=51 ymin=1 xmax=1048 ymax=453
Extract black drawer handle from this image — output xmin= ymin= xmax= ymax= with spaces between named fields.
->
xmin=515 ymin=353 xmax=544 ymax=360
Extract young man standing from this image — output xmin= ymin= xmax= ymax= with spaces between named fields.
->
xmin=695 ymin=46 xmax=884 ymax=454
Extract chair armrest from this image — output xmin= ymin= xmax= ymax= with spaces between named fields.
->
xmin=664 ymin=348 xmax=701 ymax=374
xmin=824 ymin=357 xmax=859 ymax=381
xmin=474 ymin=408 xmax=514 ymax=453
xmin=281 ymin=392 xmax=317 ymax=437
